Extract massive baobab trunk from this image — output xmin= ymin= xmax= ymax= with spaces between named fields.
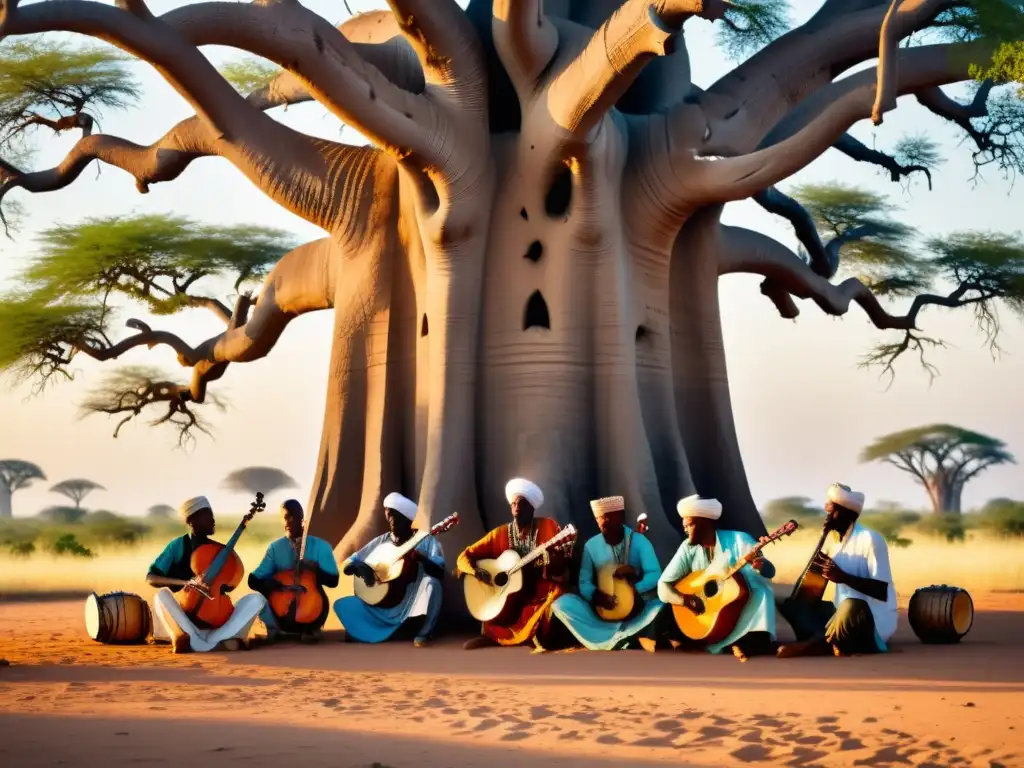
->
xmin=0 ymin=0 xmax=997 ymax=581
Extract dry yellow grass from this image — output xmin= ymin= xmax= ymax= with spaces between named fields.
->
xmin=1 ymin=530 xmax=1022 ymax=603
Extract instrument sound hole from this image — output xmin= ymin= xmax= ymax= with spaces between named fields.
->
xmin=703 ymin=581 xmax=719 ymax=599
xmin=493 ymin=572 xmax=508 ymax=588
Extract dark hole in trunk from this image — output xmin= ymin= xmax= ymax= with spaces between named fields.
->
xmin=523 ymin=290 xmax=551 ymax=330
xmin=525 ymin=241 xmax=543 ymax=263
xmin=545 ymin=165 xmax=573 ymax=218
xmin=420 ymin=314 xmax=429 ymax=337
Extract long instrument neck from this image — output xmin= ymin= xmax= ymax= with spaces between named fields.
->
xmin=720 ymin=534 xmax=778 ymax=580
xmin=391 ymin=529 xmax=429 ymax=561
xmin=511 ymin=533 xmax=560 ymax=575
xmin=796 ymin=526 xmax=831 ymax=581
xmin=202 ymin=519 xmax=247 ymax=582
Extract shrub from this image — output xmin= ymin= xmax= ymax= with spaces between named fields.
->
xmin=36 ymin=506 xmax=87 ymax=524
xmin=976 ymin=499 xmax=1024 ymax=537
xmin=45 ymin=533 xmax=95 ymax=558
xmin=7 ymin=540 xmax=35 ymax=556
xmin=859 ymin=510 xmax=920 ymax=545
xmin=915 ymin=514 xmax=966 ymax=542
xmin=761 ymin=497 xmax=822 ymax=528
xmin=82 ymin=512 xmax=150 ymax=546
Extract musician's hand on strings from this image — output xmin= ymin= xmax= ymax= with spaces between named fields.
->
xmin=681 ymin=594 xmax=704 ymax=615
xmin=186 ymin=576 xmax=210 ymax=595
xmin=817 ymin=555 xmax=847 ymax=584
xmin=474 ymin=567 xmax=493 ymax=585
xmin=593 ymin=590 xmax=617 ymax=610
xmin=751 ymin=556 xmax=768 ymax=574
xmin=614 ymin=565 xmax=639 ymax=584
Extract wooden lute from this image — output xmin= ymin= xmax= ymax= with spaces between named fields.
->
xmin=176 ymin=492 xmax=265 ymax=628
xmin=464 ymin=524 xmax=578 ymax=622
xmin=670 ymin=520 xmax=798 ymax=644
xmin=789 ymin=525 xmax=832 ymax=604
xmin=354 ymin=513 xmax=460 ymax=609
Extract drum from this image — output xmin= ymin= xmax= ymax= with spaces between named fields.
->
xmin=908 ymin=585 xmax=974 ymax=644
xmin=84 ymin=591 xmax=152 ymax=645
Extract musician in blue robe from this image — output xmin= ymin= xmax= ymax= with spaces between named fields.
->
xmin=547 ymin=496 xmax=664 ymax=651
xmin=333 ymin=493 xmax=445 ymax=648
xmin=655 ymin=495 xmax=778 ymax=661
xmin=248 ymin=499 xmax=340 ymax=643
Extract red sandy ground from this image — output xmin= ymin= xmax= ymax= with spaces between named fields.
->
xmin=0 ymin=593 xmax=1021 ymax=767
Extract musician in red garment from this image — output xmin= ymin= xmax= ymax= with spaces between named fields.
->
xmin=456 ymin=478 xmax=570 ymax=650
xmin=145 ymin=496 xmax=266 ymax=654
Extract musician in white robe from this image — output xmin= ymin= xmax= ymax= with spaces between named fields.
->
xmin=333 ymin=493 xmax=445 ymax=648
xmin=146 ymin=496 xmax=266 ymax=653
xmin=653 ymin=495 xmax=778 ymax=660
xmin=777 ymin=483 xmax=898 ymax=658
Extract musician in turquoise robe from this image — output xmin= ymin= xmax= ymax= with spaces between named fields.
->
xmin=548 ymin=497 xmax=664 ymax=651
xmin=248 ymin=500 xmax=339 ymax=642
xmin=334 ymin=492 xmax=445 ymax=648
xmin=656 ymin=495 xmax=777 ymax=660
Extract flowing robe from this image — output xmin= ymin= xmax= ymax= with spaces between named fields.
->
xmin=657 ymin=529 xmax=776 ymax=654
xmin=550 ymin=529 xmax=665 ymax=650
xmin=334 ymin=533 xmax=445 ymax=643
xmin=456 ymin=517 xmax=566 ymax=645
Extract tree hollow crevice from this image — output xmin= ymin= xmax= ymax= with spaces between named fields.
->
xmin=420 ymin=313 xmax=429 ymax=337
xmin=544 ymin=165 xmax=573 ymax=219
xmin=523 ymin=290 xmax=551 ymax=330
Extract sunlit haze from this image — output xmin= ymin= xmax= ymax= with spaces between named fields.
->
xmin=1 ymin=0 xmax=1021 ymax=520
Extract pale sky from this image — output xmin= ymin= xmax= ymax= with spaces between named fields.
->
xmin=1 ymin=0 xmax=1022 ymax=520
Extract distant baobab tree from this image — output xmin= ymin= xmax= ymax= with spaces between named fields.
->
xmin=0 ymin=459 xmax=45 ymax=519
xmin=50 ymin=478 xmax=105 ymax=509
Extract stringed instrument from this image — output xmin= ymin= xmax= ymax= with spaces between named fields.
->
xmin=267 ymin=519 xmax=327 ymax=631
xmin=670 ymin=520 xmax=798 ymax=644
xmin=464 ymin=524 xmax=578 ymax=622
xmin=789 ymin=524 xmax=832 ymax=604
xmin=176 ymin=492 xmax=266 ymax=628
xmin=354 ymin=513 xmax=461 ymax=609
xmin=595 ymin=527 xmax=643 ymax=622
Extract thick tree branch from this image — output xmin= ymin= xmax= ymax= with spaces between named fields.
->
xmin=834 ymin=133 xmax=933 ymax=188
xmin=753 ymin=186 xmax=835 ymax=278
xmin=385 ymin=0 xmax=485 ymax=96
xmin=683 ymin=41 xmax=991 ymax=205
xmin=547 ymin=0 xmax=728 ymax=138
xmin=916 ymin=81 xmax=995 ymax=150
xmin=492 ymin=0 xmax=558 ymax=91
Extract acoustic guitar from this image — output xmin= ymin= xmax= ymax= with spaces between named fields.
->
xmin=353 ymin=513 xmax=460 ymax=609
xmin=464 ymin=524 xmax=578 ymax=622
xmin=670 ymin=520 xmax=798 ymax=644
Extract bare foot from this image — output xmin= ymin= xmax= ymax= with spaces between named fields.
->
xmin=218 ymin=638 xmax=246 ymax=652
xmin=638 ymin=637 xmax=658 ymax=653
xmin=731 ymin=644 xmax=749 ymax=663
xmin=463 ymin=636 xmax=498 ymax=650
xmin=777 ymin=639 xmax=831 ymax=658
xmin=171 ymin=635 xmax=191 ymax=654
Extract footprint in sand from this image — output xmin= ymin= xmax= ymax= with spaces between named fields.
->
xmin=473 ymin=719 xmax=501 ymax=732
xmin=559 ymin=731 xmax=582 ymax=741
xmin=816 ymin=715 xmax=838 ymax=724
xmin=631 ymin=735 xmax=678 ymax=748
xmin=468 ymin=706 xmax=491 ymax=717
xmin=530 ymin=706 xmax=555 ymax=720
xmin=697 ymin=726 xmax=730 ymax=741
xmin=423 ymin=698 xmax=446 ymax=708
xmin=730 ymin=744 xmax=773 ymax=763
xmin=320 ymin=698 xmax=340 ymax=708
xmin=653 ymin=719 xmax=684 ymax=733
xmin=738 ymin=730 xmax=764 ymax=744
xmin=501 ymin=732 xmax=531 ymax=742
xmin=789 ymin=747 xmax=829 ymax=766
xmin=596 ymin=734 xmax=623 ymax=745
xmin=854 ymin=746 xmax=912 ymax=765
xmin=839 ymin=738 xmax=865 ymax=751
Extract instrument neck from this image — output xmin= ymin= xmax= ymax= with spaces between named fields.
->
xmin=511 ymin=534 xmax=561 ymax=575
xmin=391 ymin=529 xmax=429 ymax=561
xmin=202 ymin=519 xmax=247 ymax=583
xmin=721 ymin=532 xmax=781 ymax=580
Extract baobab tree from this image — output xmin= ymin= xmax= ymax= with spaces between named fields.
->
xmin=222 ymin=466 xmax=300 ymax=498
xmin=50 ymin=478 xmax=104 ymax=509
xmin=0 ymin=0 xmax=1023 ymax=566
xmin=0 ymin=459 xmax=44 ymax=518
xmin=860 ymin=424 xmax=1015 ymax=514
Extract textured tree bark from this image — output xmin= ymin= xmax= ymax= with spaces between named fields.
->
xmin=0 ymin=487 xmax=12 ymax=520
xmin=925 ymin=472 xmax=961 ymax=515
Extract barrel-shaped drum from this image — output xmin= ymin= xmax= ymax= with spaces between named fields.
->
xmin=84 ymin=591 xmax=152 ymax=645
xmin=908 ymin=585 xmax=974 ymax=644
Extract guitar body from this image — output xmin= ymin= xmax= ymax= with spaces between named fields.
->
xmin=670 ymin=569 xmax=751 ymax=644
xmin=178 ymin=541 xmax=242 ymax=629
xmin=268 ymin=568 xmax=327 ymax=628
xmin=595 ymin=563 xmax=636 ymax=622
xmin=791 ymin=567 xmax=829 ymax=604
xmin=464 ymin=550 xmax=526 ymax=622
xmin=354 ymin=541 xmax=419 ymax=609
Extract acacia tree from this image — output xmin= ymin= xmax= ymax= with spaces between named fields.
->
xmin=860 ymin=424 xmax=1016 ymax=514
xmin=221 ymin=466 xmax=300 ymax=498
xmin=146 ymin=503 xmax=174 ymax=519
xmin=49 ymin=477 xmax=104 ymax=508
xmin=0 ymin=458 xmax=45 ymax=518
xmin=0 ymin=0 xmax=1023 ymax=565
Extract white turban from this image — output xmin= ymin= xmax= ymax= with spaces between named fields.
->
xmin=826 ymin=483 xmax=865 ymax=513
xmin=383 ymin=492 xmax=417 ymax=521
xmin=590 ymin=496 xmax=625 ymax=517
xmin=179 ymin=495 xmax=211 ymax=522
xmin=505 ymin=478 xmax=544 ymax=510
xmin=677 ymin=494 xmax=722 ymax=520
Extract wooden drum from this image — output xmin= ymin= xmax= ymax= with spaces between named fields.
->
xmin=908 ymin=585 xmax=974 ymax=644
xmin=84 ymin=591 xmax=152 ymax=645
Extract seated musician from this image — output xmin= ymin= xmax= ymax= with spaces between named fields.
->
xmin=546 ymin=496 xmax=664 ymax=651
xmin=456 ymin=478 xmax=569 ymax=650
xmin=653 ymin=495 xmax=778 ymax=661
xmin=334 ymin=493 xmax=445 ymax=648
xmin=776 ymin=483 xmax=897 ymax=658
xmin=146 ymin=496 xmax=266 ymax=654
xmin=248 ymin=499 xmax=339 ymax=644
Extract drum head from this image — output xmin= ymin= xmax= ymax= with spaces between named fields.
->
xmin=84 ymin=592 xmax=102 ymax=640
xmin=952 ymin=591 xmax=974 ymax=635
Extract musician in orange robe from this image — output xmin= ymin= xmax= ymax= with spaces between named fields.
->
xmin=456 ymin=478 xmax=569 ymax=650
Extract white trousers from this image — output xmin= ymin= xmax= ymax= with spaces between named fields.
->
xmin=152 ymin=588 xmax=266 ymax=652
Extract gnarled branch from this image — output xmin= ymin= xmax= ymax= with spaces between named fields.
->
xmin=492 ymin=0 xmax=558 ymax=91
xmin=547 ymin=0 xmax=728 ymax=138
xmin=834 ymin=133 xmax=933 ymax=188
xmin=386 ymin=0 xmax=485 ymax=96
xmin=753 ymin=186 xmax=836 ymax=278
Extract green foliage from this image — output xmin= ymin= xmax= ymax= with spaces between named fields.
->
xmin=860 ymin=504 xmax=921 ymax=547
xmin=717 ymin=0 xmax=791 ymax=61
xmin=36 ymin=506 xmax=87 ymax=524
xmin=0 ymin=292 xmax=105 ymax=384
xmin=7 ymin=540 xmax=35 ymax=556
xmin=218 ymin=58 xmax=280 ymax=95
xmin=45 ymin=532 xmax=95 ymax=558
xmin=147 ymin=504 xmax=175 ymax=519
xmin=860 ymin=424 xmax=1012 ymax=464
xmin=82 ymin=511 xmax=150 ymax=546
xmin=0 ymin=459 xmax=45 ymax=492
xmin=976 ymin=497 xmax=1024 ymax=536
xmin=892 ymin=135 xmax=944 ymax=172
xmin=0 ymin=39 xmax=140 ymax=155
xmin=760 ymin=496 xmax=821 ymax=527
xmin=221 ymin=466 xmax=300 ymax=496
xmin=915 ymin=514 xmax=967 ymax=542
xmin=50 ymin=478 xmax=104 ymax=507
